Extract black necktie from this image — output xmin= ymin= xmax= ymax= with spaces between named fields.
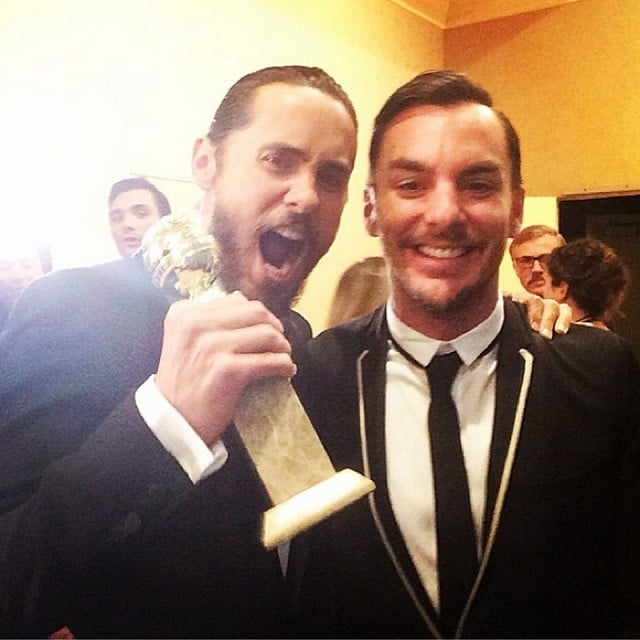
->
xmin=426 ymin=352 xmax=478 ymax=637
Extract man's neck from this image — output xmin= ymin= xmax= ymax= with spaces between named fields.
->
xmin=390 ymin=294 xmax=499 ymax=342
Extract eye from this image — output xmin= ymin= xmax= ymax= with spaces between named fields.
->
xmin=261 ymin=150 xmax=297 ymax=175
xmin=133 ymin=205 xmax=152 ymax=219
xmin=459 ymin=173 xmax=502 ymax=198
xmin=395 ymin=179 xmax=425 ymax=198
xmin=109 ymin=211 xmax=123 ymax=224
xmin=317 ymin=164 xmax=350 ymax=192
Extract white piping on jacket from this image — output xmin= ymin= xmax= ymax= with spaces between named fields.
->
xmin=356 ymin=346 xmax=535 ymax=639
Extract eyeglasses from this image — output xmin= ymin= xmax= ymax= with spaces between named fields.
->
xmin=513 ymin=253 xmax=551 ymax=269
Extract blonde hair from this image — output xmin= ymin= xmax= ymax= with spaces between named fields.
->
xmin=509 ymin=225 xmax=565 ymax=256
xmin=327 ymin=256 xmax=389 ymax=327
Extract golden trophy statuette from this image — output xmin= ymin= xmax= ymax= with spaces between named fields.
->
xmin=140 ymin=216 xmax=375 ymax=548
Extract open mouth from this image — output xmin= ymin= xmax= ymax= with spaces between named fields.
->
xmin=259 ymin=229 xmax=307 ymax=270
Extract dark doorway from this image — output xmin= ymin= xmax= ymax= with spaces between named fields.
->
xmin=558 ymin=191 xmax=640 ymax=361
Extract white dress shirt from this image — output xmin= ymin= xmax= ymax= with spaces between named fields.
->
xmin=135 ymin=375 xmax=228 ymax=483
xmin=135 ymin=376 xmax=291 ymax=574
xmin=385 ymin=297 xmax=503 ymax=610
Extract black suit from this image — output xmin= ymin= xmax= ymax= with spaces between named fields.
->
xmin=0 ymin=256 xmax=310 ymax=638
xmin=291 ymin=302 xmax=640 ymax=638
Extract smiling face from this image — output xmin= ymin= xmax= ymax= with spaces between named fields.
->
xmin=195 ymin=83 xmax=356 ymax=315
xmin=109 ymin=188 xmax=163 ymax=257
xmin=366 ymin=102 xmax=523 ymax=339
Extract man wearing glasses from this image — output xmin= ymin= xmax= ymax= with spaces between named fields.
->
xmin=509 ymin=224 xmax=565 ymax=295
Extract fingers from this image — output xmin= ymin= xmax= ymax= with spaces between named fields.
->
xmin=514 ymin=292 xmax=544 ymax=334
xmin=170 ymin=291 xmax=286 ymax=335
xmin=537 ymin=299 xmax=559 ymax=339
xmin=511 ymin=290 xmax=569 ymax=340
xmin=522 ymin=296 xmax=571 ymax=340
xmin=555 ymin=303 xmax=572 ymax=334
xmin=154 ymin=293 xmax=296 ymax=444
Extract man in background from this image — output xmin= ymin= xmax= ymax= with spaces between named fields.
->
xmin=108 ymin=177 xmax=171 ymax=257
xmin=0 ymin=243 xmax=49 ymax=330
xmin=509 ymin=224 xmax=565 ymax=295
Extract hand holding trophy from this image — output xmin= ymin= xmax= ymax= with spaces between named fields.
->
xmin=140 ymin=215 xmax=374 ymax=548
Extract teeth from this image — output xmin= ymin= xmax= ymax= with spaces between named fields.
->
xmin=275 ymin=226 xmax=305 ymax=241
xmin=417 ymin=246 xmax=467 ymax=258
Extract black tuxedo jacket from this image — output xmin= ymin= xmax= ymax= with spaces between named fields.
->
xmin=291 ymin=301 xmax=640 ymax=638
xmin=0 ymin=256 xmax=310 ymax=638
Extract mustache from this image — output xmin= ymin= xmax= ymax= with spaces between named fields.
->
xmin=257 ymin=210 xmax=315 ymax=235
xmin=399 ymin=229 xmax=480 ymax=249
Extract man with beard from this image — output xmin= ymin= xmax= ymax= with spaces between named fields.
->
xmin=0 ymin=65 xmax=357 ymax=638
xmin=290 ymin=70 xmax=640 ymax=638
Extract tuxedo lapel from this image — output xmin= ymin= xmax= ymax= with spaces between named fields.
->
xmin=483 ymin=301 xmax=534 ymax=544
xmin=356 ymin=310 xmax=441 ymax=631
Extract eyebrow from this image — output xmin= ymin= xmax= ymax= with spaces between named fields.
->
xmin=457 ymin=161 xmax=503 ymax=179
xmin=384 ymin=158 xmax=503 ymax=176
xmin=260 ymin=143 xmax=306 ymax=158
xmin=261 ymin=143 xmax=353 ymax=172
xmin=386 ymin=158 xmax=426 ymax=173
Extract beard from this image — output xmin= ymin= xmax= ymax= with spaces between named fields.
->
xmin=389 ymin=261 xmax=499 ymax=324
xmin=209 ymin=204 xmax=313 ymax=317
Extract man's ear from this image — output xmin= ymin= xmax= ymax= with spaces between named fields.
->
xmin=364 ymin=187 xmax=380 ymax=237
xmin=191 ymin=137 xmax=217 ymax=189
xmin=557 ymin=281 xmax=570 ymax=302
xmin=508 ymin=186 xmax=525 ymax=237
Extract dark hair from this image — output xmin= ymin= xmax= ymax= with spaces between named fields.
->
xmin=368 ymin=70 xmax=522 ymax=189
xmin=548 ymin=237 xmax=629 ymax=323
xmin=509 ymin=224 xmax=566 ymax=255
xmin=108 ymin=178 xmax=171 ymax=217
xmin=207 ymin=65 xmax=357 ymax=146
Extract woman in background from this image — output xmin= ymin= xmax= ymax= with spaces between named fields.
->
xmin=541 ymin=237 xmax=629 ymax=330
xmin=327 ymin=256 xmax=389 ymax=326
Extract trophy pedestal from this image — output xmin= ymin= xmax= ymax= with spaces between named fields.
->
xmin=234 ymin=376 xmax=375 ymax=548
xmin=262 ymin=469 xmax=375 ymax=548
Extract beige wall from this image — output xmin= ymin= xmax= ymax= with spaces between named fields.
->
xmin=445 ymin=0 xmax=640 ymax=197
xmin=0 ymin=0 xmax=443 ymax=332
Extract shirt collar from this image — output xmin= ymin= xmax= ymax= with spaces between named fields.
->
xmin=386 ymin=295 xmax=504 ymax=367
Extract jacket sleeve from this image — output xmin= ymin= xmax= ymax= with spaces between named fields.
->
xmin=1 ymin=392 xmax=194 ymax=637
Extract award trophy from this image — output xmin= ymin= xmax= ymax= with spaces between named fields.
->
xmin=140 ymin=216 xmax=375 ymax=548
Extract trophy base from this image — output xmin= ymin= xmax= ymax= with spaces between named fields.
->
xmin=261 ymin=468 xmax=375 ymax=549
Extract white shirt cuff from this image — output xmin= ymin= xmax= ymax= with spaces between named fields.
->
xmin=135 ymin=375 xmax=228 ymax=484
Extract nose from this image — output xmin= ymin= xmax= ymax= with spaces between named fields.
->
xmin=423 ymin=179 xmax=460 ymax=227
xmin=120 ymin=213 xmax=136 ymax=230
xmin=532 ymin=257 xmax=545 ymax=271
xmin=284 ymin=169 xmax=320 ymax=211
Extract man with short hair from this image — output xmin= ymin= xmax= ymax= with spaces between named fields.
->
xmin=0 ymin=65 xmax=357 ymax=638
xmin=108 ymin=177 xmax=172 ymax=257
xmin=509 ymin=224 xmax=565 ymax=295
xmin=291 ymin=70 xmax=640 ymax=638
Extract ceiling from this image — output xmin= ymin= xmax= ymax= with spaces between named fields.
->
xmin=390 ymin=0 xmax=583 ymax=28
